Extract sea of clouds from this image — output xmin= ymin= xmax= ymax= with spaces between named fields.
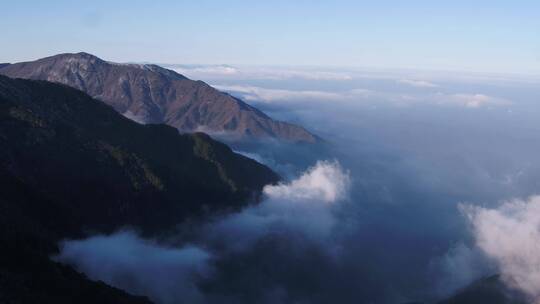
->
xmin=57 ymin=65 xmax=540 ymax=303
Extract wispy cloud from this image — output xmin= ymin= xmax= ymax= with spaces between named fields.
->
xmin=213 ymin=85 xmax=347 ymax=102
xmin=55 ymin=231 xmax=212 ymax=304
xmin=434 ymin=93 xmax=510 ymax=108
xmin=172 ymin=65 xmax=239 ymax=76
xmin=215 ymin=84 xmax=510 ymax=108
xmin=244 ymin=68 xmax=353 ymax=81
xmin=398 ymin=79 xmax=439 ymax=88
xmin=122 ymin=110 xmax=148 ymax=124
xmin=167 ymin=65 xmax=353 ymax=81
xmin=161 ymin=63 xmax=540 ymax=88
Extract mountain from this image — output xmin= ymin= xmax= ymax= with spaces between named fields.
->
xmin=0 ymin=75 xmax=279 ymax=303
xmin=438 ymin=275 xmax=527 ymax=304
xmin=0 ymin=53 xmax=318 ymax=143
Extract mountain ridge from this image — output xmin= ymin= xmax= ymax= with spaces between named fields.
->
xmin=0 ymin=52 xmax=319 ymax=143
xmin=0 ymin=74 xmax=279 ymax=303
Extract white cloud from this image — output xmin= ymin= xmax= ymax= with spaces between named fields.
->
xmin=215 ymin=84 xmax=509 ymax=109
xmin=163 ymin=64 xmax=513 ymax=109
xmin=245 ymin=68 xmax=353 ymax=81
xmin=203 ymin=161 xmax=350 ymax=251
xmin=54 ymin=161 xmax=350 ymax=302
xmin=172 ymin=65 xmax=239 ymax=76
xmin=214 ymin=84 xmax=346 ymax=102
xmin=435 ymin=93 xmax=510 ymax=108
xmin=461 ymin=196 xmax=540 ymax=301
xmin=263 ymin=160 xmax=350 ymax=203
xmin=167 ymin=65 xmax=352 ymax=81
xmin=55 ymin=231 xmax=212 ymax=304
xmin=398 ymin=79 xmax=439 ymax=88
xmin=163 ymin=63 xmax=540 ymax=87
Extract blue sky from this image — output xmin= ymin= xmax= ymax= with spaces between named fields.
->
xmin=2 ymin=0 xmax=539 ymax=73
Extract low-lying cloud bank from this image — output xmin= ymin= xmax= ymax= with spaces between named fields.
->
xmin=215 ymin=84 xmax=510 ymax=109
xmin=168 ymin=64 xmax=353 ymax=81
xmin=461 ymin=196 xmax=540 ymax=302
xmin=57 ymin=66 xmax=540 ymax=303
xmin=214 ymin=84 xmax=346 ymax=102
xmin=166 ymin=64 xmax=540 ymax=85
xmin=56 ymin=161 xmax=352 ymax=304
xmin=55 ymin=232 xmax=212 ymax=304
xmin=436 ymin=93 xmax=510 ymax=108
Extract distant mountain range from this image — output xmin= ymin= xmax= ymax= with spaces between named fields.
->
xmin=0 ymin=53 xmax=318 ymax=143
xmin=0 ymin=75 xmax=279 ymax=303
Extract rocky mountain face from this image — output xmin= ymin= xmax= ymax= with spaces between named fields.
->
xmin=0 ymin=75 xmax=279 ymax=303
xmin=0 ymin=53 xmax=318 ymax=143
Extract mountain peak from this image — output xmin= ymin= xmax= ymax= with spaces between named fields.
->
xmin=73 ymin=51 xmax=100 ymax=58
xmin=51 ymin=52 xmax=104 ymax=63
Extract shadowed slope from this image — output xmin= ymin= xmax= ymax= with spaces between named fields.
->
xmin=0 ymin=75 xmax=279 ymax=303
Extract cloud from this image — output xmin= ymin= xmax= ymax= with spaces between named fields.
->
xmin=398 ymin=79 xmax=439 ymax=88
xmin=172 ymin=65 xmax=239 ymax=76
xmin=55 ymin=231 xmax=212 ymax=304
xmin=202 ymin=160 xmax=350 ymax=251
xmin=163 ymin=63 xmax=540 ymax=87
xmin=461 ymin=196 xmax=540 ymax=301
xmin=52 ymin=67 xmax=538 ymax=304
xmin=55 ymin=161 xmax=351 ymax=303
xmin=122 ymin=110 xmax=148 ymax=124
xmin=430 ymin=242 xmax=494 ymax=297
xmin=263 ymin=160 xmax=350 ymax=203
xmin=243 ymin=68 xmax=353 ymax=81
xmin=436 ymin=93 xmax=511 ymax=108
xmin=216 ymin=84 xmax=509 ymax=109
xmin=167 ymin=65 xmax=353 ymax=81
xmin=214 ymin=85 xmax=346 ymax=102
